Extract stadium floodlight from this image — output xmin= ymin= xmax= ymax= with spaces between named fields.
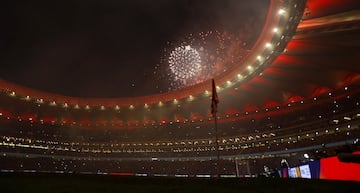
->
xmin=278 ymin=9 xmax=286 ymax=15
xmin=304 ymin=153 xmax=309 ymax=159
xmin=188 ymin=95 xmax=194 ymax=101
xmin=265 ymin=43 xmax=272 ymax=48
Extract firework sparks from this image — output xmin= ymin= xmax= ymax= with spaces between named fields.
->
xmin=156 ymin=30 xmax=249 ymax=91
xmin=168 ymin=45 xmax=201 ymax=81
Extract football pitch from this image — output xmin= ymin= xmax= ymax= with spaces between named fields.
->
xmin=1 ymin=172 xmax=358 ymax=193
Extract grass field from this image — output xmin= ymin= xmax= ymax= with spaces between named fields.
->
xmin=0 ymin=172 xmax=359 ymax=193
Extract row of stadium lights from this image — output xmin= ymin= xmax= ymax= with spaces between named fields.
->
xmin=1 ymin=86 xmax=352 ymax=127
xmin=1 ymin=124 xmax=355 ymax=154
xmin=1 ymin=112 xmax=357 ymax=145
xmin=7 ymin=91 xmax=197 ymax=111
xmin=214 ymin=8 xmax=287 ymax=92
xmin=234 ymin=8 xmax=286 ymax=84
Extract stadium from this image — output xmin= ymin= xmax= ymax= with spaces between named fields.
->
xmin=0 ymin=0 xmax=359 ymax=192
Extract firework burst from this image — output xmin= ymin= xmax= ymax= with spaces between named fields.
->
xmin=168 ymin=45 xmax=201 ymax=83
xmin=156 ymin=30 xmax=248 ymax=91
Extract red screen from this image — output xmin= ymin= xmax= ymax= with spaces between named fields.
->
xmin=320 ymin=153 xmax=360 ymax=181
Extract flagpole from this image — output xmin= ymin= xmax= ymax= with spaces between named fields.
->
xmin=214 ymin=111 xmax=220 ymax=177
xmin=211 ymin=79 xmax=220 ymax=178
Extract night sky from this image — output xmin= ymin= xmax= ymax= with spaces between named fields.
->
xmin=0 ymin=0 xmax=269 ymax=98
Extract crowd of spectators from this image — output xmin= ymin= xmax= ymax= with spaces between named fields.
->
xmin=0 ymin=86 xmax=358 ymax=176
